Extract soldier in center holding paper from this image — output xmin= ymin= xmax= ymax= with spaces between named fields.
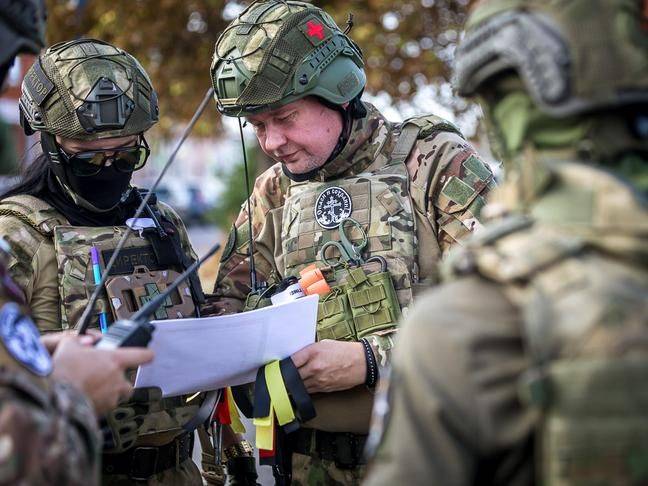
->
xmin=207 ymin=1 xmax=496 ymax=484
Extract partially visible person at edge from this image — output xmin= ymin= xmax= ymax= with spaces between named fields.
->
xmin=0 ymin=1 xmax=154 ymax=485
xmin=364 ymin=0 xmax=648 ymax=484
xmin=206 ymin=1 xmax=496 ymax=484
xmin=0 ymin=38 xmax=257 ymax=486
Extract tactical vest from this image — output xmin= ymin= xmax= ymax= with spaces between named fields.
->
xmin=280 ymin=115 xmax=462 ymax=343
xmin=277 ymin=116 xmax=462 ymax=434
xmin=0 ymin=195 xmax=203 ymax=451
xmin=447 ymin=163 xmax=648 ymax=485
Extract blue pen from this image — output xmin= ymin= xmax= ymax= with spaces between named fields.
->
xmin=90 ymin=247 xmax=109 ymax=333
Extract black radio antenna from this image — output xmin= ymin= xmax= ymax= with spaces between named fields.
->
xmin=238 ymin=117 xmax=259 ymax=292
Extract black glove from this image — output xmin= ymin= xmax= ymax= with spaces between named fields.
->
xmin=226 ymin=456 xmax=259 ymax=486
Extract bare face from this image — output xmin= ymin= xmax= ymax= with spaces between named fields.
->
xmin=246 ymin=97 xmax=343 ymax=174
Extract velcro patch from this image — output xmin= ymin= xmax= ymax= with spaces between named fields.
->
xmin=299 ymin=17 xmax=332 ymax=46
xmin=462 ymin=155 xmax=493 ymax=182
xmin=0 ymin=303 xmax=52 ymax=377
xmin=441 ymin=176 xmax=475 ymax=207
xmin=24 ymin=59 xmax=54 ymax=106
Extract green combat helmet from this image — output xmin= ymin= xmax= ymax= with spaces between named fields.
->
xmin=18 ymin=39 xmax=159 ymax=212
xmin=211 ymin=0 xmax=366 ymax=117
xmin=454 ymin=0 xmax=648 ymax=117
xmin=19 ymin=38 xmax=159 ymax=140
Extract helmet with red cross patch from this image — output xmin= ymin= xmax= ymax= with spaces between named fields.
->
xmin=210 ymin=1 xmax=366 ymax=117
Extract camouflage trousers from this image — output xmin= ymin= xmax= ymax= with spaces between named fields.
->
xmin=101 ymin=457 xmax=202 ymax=486
xmin=291 ymin=453 xmax=366 ymax=486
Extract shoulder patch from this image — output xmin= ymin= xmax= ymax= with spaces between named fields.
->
xmin=0 ymin=303 xmax=52 ymax=377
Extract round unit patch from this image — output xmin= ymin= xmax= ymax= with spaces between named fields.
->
xmin=0 ymin=302 xmax=52 ymax=376
xmin=314 ymin=186 xmax=353 ymax=229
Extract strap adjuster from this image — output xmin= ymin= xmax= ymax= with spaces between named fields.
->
xmin=130 ymin=446 xmax=160 ymax=481
xmin=332 ymin=433 xmax=363 ymax=470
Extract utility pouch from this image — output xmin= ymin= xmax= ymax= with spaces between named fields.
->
xmin=316 ymin=287 xmax=355 ymax=341
xmin=337 ymin=265 xmax=401 ymax=338
xmin=520 ymin=357 xmax=648 ymax=485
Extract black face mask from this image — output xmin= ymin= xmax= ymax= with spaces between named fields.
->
xmin=64 ymin=163 xmax=133 ymax=210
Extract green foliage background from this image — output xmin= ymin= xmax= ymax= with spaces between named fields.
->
xmin=46 ymin=0 xmax=473 ymax=136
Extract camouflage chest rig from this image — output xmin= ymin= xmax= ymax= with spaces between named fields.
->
xmin=0 ymin=193 xmax=205 ymax=452
xmin=446 ymin=163 xmax=648 ymax=485
xmin=280 ymin=115 xmax=463 ymax=343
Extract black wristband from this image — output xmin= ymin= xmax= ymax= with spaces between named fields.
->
xmin=360 ymin=338 xmax=379 ymax=388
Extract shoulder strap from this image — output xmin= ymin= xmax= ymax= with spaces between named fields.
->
xmin=390 ymin=123 xmax=421 ymax=165
xmin=394 ymin=115 xmax=464 ymax=213
xmin=0 ymin=195 xmax=67 ymax=236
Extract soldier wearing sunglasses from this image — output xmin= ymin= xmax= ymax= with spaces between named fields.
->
xmin=0 ymin=38 xmax=211 ymax=485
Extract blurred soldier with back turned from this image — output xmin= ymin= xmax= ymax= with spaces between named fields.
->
xmin=364 ymin=0 xmax=648 ymax=484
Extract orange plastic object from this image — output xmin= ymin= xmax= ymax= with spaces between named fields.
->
xmin=299 ymin=266 xmax=324 ymax=290
xmin=305 ymin=279 xmax=331 ymax=296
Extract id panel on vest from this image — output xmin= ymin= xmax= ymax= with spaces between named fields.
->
xmin=54 ymin=225 xmax=195 ymax=328
xmin=281 ymin=161 xmax=417 ymax=340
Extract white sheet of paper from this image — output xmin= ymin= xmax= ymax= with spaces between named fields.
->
xmin=134 ymin=294 xmax=319 ymax=397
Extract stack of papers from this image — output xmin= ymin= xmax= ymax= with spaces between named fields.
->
xmin=134 ymin=295 xmax=318 ymax=397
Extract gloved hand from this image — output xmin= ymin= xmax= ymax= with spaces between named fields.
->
xmin=227 ymin=456 xmax=260 ymax=486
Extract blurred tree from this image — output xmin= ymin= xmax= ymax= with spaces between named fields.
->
xmin=205 ymin=141 xmax=260 ymax=229
xmin=46 ymin=0 xmax=474 ymax=135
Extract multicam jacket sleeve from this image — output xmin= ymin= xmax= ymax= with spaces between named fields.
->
xmin=407 ymin=130 xmax=496 ymax=255
xmin=0 ymin=364 xmax=101 ymax=485
xmin=0 ymin=215 xmax=60 ymax=332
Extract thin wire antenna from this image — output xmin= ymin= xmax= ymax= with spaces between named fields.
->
xmin=238 ymin=117 xmax=258 ymax=292
xmin=76 ymin=87 xmax=215 ymax=334
xmin=343 ymin=13 xmax=354 ymax=35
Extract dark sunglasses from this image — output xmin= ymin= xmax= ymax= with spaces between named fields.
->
xmin=58 ymin=136 xmax=150 ymax=177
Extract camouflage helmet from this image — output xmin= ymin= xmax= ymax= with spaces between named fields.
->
xmin=454 ymin=0 xmax=648 ymax=117
xmin=19 ymin=38 xmax=159 ymax=140
xmin=0 ymin=0 xmax=46 ymax=70
xmin=211 ymin=0 xmax=366 ymax=117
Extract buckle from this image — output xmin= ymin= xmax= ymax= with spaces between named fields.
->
xmin=333 ymin=433 xmax=360 ymax=470
xmin=130 ymin=446 xmax=159 ymax=481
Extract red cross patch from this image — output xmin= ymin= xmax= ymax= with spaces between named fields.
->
xmin=300 ymin=18 xmax=330 ymax=45
xmin=306 ymin=20 xmax=325 ymax=40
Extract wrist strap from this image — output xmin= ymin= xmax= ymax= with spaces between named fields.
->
xmin=360 ymin=338 xmax=379 ymax=388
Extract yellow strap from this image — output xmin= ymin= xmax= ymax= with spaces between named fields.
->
xmin=253 ymin=405 xmax=274 ymax=450
xmin=226 ymin=388 xmax=246 ymax=434
xmin=265 ymin=360 xmax=296 ymax=426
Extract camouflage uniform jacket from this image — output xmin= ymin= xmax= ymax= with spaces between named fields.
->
xmin=0 ymin=245 xmax=101 ymax=485
xmin=0 ymin=192 xmax=197 ymax=332
xmin=364 ymin=158 xmax=648 ymax=485
xmin=211 ymin=102 xmax=495 ymax=369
